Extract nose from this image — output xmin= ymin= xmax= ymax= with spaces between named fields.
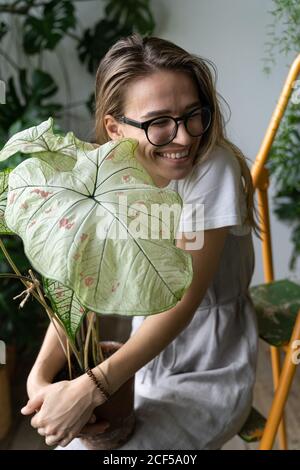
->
xmin=173 ymin=120 xmax=193 ymax=145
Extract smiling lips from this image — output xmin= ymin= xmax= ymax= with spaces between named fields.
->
xmin=156 ymin=149 xmax=189 ymax=161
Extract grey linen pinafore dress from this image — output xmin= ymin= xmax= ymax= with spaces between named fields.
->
xmin=58 ymin=144 xmax=259 ymax=450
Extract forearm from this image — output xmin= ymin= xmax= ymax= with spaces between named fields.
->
xmin=27 ymin=320 xmax=67 ymax=395
xmin=93 ymin=228 xmax=228 ymax=396
xmin=94 ymin=299 xmax=197 ymax=396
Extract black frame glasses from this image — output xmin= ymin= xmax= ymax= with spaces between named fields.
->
xmin=118 ymin=106 xmax=212 ymax=147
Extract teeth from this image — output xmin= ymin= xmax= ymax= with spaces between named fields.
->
xmin=157 ymin=150 xmax=189 ymax=159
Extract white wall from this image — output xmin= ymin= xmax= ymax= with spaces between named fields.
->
xmin=1 ymin=0 xmax=299 ymax=285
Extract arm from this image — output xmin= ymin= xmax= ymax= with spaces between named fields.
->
xmin=22 ymin=226 xmax=229 ymax=446
xmin=94 ymin=226 xmax=229 ymax=394
xmin=22 ymin=320 xmax=109 ymax=445
xmin=26 ymin=320 xmax=67 ymax=398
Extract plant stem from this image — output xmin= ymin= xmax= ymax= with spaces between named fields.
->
xmin=28 ymin=269 xmax=83 ymax=370
xmin=91 ymin=318 xmax=100 ymax=366
xmin=0 ymin=238 xmax=84 ymax=369
xmin=84 ymin=311 xmax=95 ymax=370
xmin=27 ymin=270 xmax=68 ymax=357
xmin=77 ymin=320 xmax=85 ymax=370
xmin=67 ymin=340 xmax=72 ymax=380
xmin=96 ymin=315 xmax=104 ymax=363
xmin=0 ymin=273 xmax=33 ymax=282
xmin=0 ymin=239 xmax=23 ymax=277
xmin=0 ymin=245 xmax=50 ymax=310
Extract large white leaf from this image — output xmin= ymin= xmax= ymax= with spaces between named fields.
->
xmin=0 ymin=117 xmax=93 ymax=232
xmin=3 ymin=119 xmax=193 ymax=317
xmin=0 ymin=117 xmax=93 ymax=171
xmin=42 ymin=277 xmax=89 ymax=342
xmin=0 ymin=169 xmax=14 ymax=234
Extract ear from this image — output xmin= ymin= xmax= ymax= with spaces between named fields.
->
xmin=104 ymin=114 xmax=125 ymax=140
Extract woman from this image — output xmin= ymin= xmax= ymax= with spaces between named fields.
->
xmin=22 ymin=33 xmax=259 ymax=450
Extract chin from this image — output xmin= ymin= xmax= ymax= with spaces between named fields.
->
xmin=163 ymin=159 xmax=194 ymax=174
xmin=169 ymin=168 xmax=193 ymax=180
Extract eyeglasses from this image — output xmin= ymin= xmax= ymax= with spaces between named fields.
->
xmin=118 ymin=106 xmax=212 ymax=147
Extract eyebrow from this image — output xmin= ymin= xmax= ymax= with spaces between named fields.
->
xmin=141 ymin=101 xmax=202 ymax=119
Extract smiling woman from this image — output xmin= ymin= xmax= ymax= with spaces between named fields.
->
xmin=24 ymin=33 xmax=260 ymax=451
xmin=103 ymin=70 xmax=207 ymax=187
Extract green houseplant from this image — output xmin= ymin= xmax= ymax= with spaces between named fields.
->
xmin=263 ymin=0 xmax=300 ymax=271
xmin=0 ymin=0 xmax=155 ymax=145
xmin=0 ymin=117 xmax=193 ymax=448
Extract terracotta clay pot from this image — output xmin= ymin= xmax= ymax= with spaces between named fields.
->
xmin=79 ymin=341 xmax=135 ymax=450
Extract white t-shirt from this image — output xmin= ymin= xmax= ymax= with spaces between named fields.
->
xmin=165 ymin=144 xmax=251 ymax=236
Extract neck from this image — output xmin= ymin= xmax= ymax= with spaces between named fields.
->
xmin=151 ymin=174 xmax=171 ymax=188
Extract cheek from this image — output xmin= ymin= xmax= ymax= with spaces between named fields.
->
xmin=136 ymin=142 xmax=155 ymax=160
xmin=192 ymin=137 xmax=202 ymax=154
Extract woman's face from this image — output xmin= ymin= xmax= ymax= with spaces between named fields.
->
xmin=104 ymin=70 xmax=203 ymax=187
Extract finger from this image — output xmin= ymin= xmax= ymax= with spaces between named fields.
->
xmin=21 ymin=396 xmax=43 ymax=416
xmin=79 ymin=421 xmax=110 ymax=435
xmin=46 ymin=432 xmax=74 ymax=448
xmin=37 ymin=428 xmax=46 ymax=436
xmin=57 ymin=436 xmax=74 ymax=448
xmin=31 ymin=413 xmax=43 ymax=429
xmin=45 ymin=434 xmax=66 ymax=447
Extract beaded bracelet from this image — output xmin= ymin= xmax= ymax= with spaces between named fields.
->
xmin=85 ymin=367 xmax=110 ymax=401
xmin=96 ymin=364 xmax=111 ymax=395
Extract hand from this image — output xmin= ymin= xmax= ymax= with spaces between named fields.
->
xmin=21 ymin=374 xmax=107 ymax=447
xmin=27 ymin=378 xmax=52 ymax=404
xmin=77 ymin=413 xmax=110 ymax=438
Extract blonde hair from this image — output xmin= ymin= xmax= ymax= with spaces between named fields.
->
xmin=94 ymin=33 xmax=260 ymax=236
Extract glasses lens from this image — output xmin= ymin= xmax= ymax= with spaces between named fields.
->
xmin=146 ymin=108 xmax=211 ymax=145
xmin=147 ymin=117 xmax=176 ymax=145
xmin=186 ymin=107 xmax=211 ymax=137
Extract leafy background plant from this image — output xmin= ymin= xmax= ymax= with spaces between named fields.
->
xmin=263 ymin=0 xmax=300 ymax=271
xmin=0 ymin=0 xmax=156 ymax=355
xmin=0 ymin=0 xmax=155 ymax=147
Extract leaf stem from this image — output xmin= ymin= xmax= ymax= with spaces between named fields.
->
xmin=0 ymin=238 xmax=83 ymax=369
xmin=29 ymin=269 xmax=83 ymax=370
xmin=0 ymin=239 xmax=23 ymax=277
xmin=67 ymin=340 xmax=72 ymax=380
xmin=84 ymin=311 xmax=94 ymax=370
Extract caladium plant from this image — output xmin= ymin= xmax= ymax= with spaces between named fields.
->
xmin=0 ymin=117 xmax=193 ymax=372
